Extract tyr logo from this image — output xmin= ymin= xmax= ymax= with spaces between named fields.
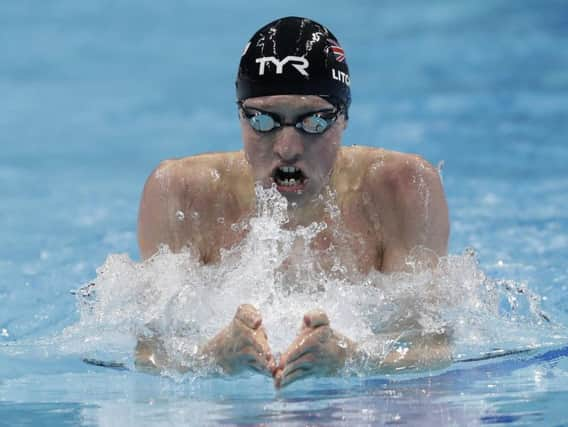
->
xmin=255 ymin=56 xmax=310 ymax=77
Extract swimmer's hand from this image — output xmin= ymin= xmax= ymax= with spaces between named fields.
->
xmin=274 ymin=309 xmax=356 ymax=388
xmin=201 ymin=304 xmax=276 ymax=375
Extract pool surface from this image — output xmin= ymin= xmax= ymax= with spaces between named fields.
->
xmin=1 ymin=0 xmax=568 ymax=425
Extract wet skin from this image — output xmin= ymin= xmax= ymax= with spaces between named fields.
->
xmin=200 ymin=304 xmax=276 ymax=376
xmin=240 ymin=95 xmax=343 ymax=212
xmin=137 ymin=95 xmax=451 ymax=386
xmin=274 ymin=309 xmax=356 ymax=388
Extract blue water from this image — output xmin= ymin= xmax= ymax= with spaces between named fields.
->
xmin=1 ymin=0 xmax=568 ymax=425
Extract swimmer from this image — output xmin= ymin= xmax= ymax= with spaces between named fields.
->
xmin=136 ymin=17 xmax=450 ymax=386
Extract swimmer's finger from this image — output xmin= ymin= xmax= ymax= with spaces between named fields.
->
xmin=279 ymin=364 xmax=314 ymax=388
xmin=246 ymin=326 xmax=271 ymax=356
xmin=279 ymin=328 xmax=322 ymax=367
xmin=283 ymin=343 xmax=315 ymax=366
xmin=248 ymin=361 xmax=267 ymax=374
xmin=240 ymin=347 xmax=273 ymax=375
xmin=231 ymin=327 xmax=271 ymax=367
xmin=282 ymin=353 xmax=316 ymax=379
xmin=247 ymin=358 xmax=273 ymax=375
xmin=303 ymin=309 xmax=330 ymax=329
xmin=235 ymin=304 xmax=262 ymax=329
xmin=231 ymin=329 xmax=254 ymax=353
xmin=267 ymin=355 xmax=278 ymax=375
xmin=285 ymin=327 xmax=332 ymax=365
xmin=248 ymin=342 xmax=275 ymax=372
xmin=273 ymin=368 xmax=283 ymax=388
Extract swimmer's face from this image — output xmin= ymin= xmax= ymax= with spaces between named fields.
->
xmin=240 ymin=95 xmax=346 ymax=205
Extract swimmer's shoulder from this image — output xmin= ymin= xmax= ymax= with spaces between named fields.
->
xmin=337 ymin=146 xmax=440 ymax=194
xmin=145 ymin=151 xmax=253 ymax=197
xmin=139 ymin=152 xmax=254 ymax=259
xmin=335 ymin=146 xmax=446 ymax=232
xmin=141 ymin=151 xmax=254 ymax=228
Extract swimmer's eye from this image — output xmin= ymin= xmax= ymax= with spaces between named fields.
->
xmin=298 ymin=111 xmax=339 ymax=134
xmin=244 ymin=110 xmax=280 ymax=132
xmin=238 ymin=104 xmax=342 ymax=135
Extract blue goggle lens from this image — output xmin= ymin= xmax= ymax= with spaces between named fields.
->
xmin=241 ymin=106 xmax=341 ymax=135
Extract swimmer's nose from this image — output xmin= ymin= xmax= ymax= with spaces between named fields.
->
xmin=273 ymin=127 xmax=304 ymax=162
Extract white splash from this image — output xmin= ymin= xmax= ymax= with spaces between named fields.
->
xmin=61 ymin=186 xmax=566 ymax=376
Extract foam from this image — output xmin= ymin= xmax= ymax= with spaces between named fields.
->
xmin=61 ymin=186 xmax=567 ymax=376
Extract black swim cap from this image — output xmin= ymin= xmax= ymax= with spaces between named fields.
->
xmin=236 ymin=17 xmax=351 ymax=112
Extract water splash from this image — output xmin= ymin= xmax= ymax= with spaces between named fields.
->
xmin=60 ymin=186 xmax=567 ymax=376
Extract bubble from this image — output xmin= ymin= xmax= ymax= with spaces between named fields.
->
xmin=436 ymin=160 xmax=445 ymax=182
xmin=230 ymin=221 xmax=248 ymax=233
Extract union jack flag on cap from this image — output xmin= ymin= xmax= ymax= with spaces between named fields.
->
xmin=327 ymin=38 xmax=345 ymax=62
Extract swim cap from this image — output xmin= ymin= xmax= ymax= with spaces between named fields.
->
xmin=236 ymin=17 xmax=351 ymax=112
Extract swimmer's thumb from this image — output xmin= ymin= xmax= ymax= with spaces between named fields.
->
xmin=235 ymin=303 xmax=262 ymax=329
xmin=303 ymin=309 xmax=330 ymax=329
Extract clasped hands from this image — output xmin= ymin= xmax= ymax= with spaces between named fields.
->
xmin=201 ymin=304 xmax=355 ymax=388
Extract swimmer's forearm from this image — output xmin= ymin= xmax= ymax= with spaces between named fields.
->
xmin=134 ymin=336 xmax=214 ymax=374
xmin=348 ymin=336 xmax=452 ymax=374
xmin=135 ymin=337 xmax=169 ymax=373
xmin=379 ymin=342 xmax=452 ymax=373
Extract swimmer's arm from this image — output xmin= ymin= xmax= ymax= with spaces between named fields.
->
xmin=275 ymin=312 xmax=451 ymax=387
xmin=135 ymin=335 xmax=181 ymax=373
xmin=134 ymin=305 xmax=275 ymax=375
xmin=138 ymin=160 xmax=189 ymax=259
xmin=357 ymin=155 xmax=452 ymax=370
xmin=353 ymin=333 xmax=452 ymax=374
xmin=366 ymin=154 xmax=449 ymax=272
xmin=137 ymin=159 xmax=218 ymax=261
xmin=134 ymin=336 xmax=209 ymax=374
xmin=333 ymin=331 xmax=452 ymax=375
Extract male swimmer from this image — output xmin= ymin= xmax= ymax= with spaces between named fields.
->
xmin=135 ymin=17 xmax=450 ymax=387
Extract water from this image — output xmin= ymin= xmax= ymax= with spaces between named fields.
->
xmin=1 ymin=0 xmax=568 ymax=425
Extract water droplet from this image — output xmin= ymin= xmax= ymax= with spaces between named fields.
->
xmin=176 ymin=210 xmax=185 ymax=221
xmin=1 ymin=328 xmax=8 ymax=337
xmin=217 ymin=217 xmax=225 ymax=224
xmin=191 ymin=211 xmax=200 ymax=220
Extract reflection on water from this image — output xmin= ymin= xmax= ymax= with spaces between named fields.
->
xmin=3 ymin=346 xmax=567 ymax=426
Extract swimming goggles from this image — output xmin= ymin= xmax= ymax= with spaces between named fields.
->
xmin=238 ymin=102 xmax=343 ymax=134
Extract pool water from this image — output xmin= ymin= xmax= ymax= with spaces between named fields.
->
xmin=1 ymin=0 xmax=568 ymax=425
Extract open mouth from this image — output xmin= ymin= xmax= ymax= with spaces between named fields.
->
xmin=272 ymin=166 xmax=307 ymax=192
